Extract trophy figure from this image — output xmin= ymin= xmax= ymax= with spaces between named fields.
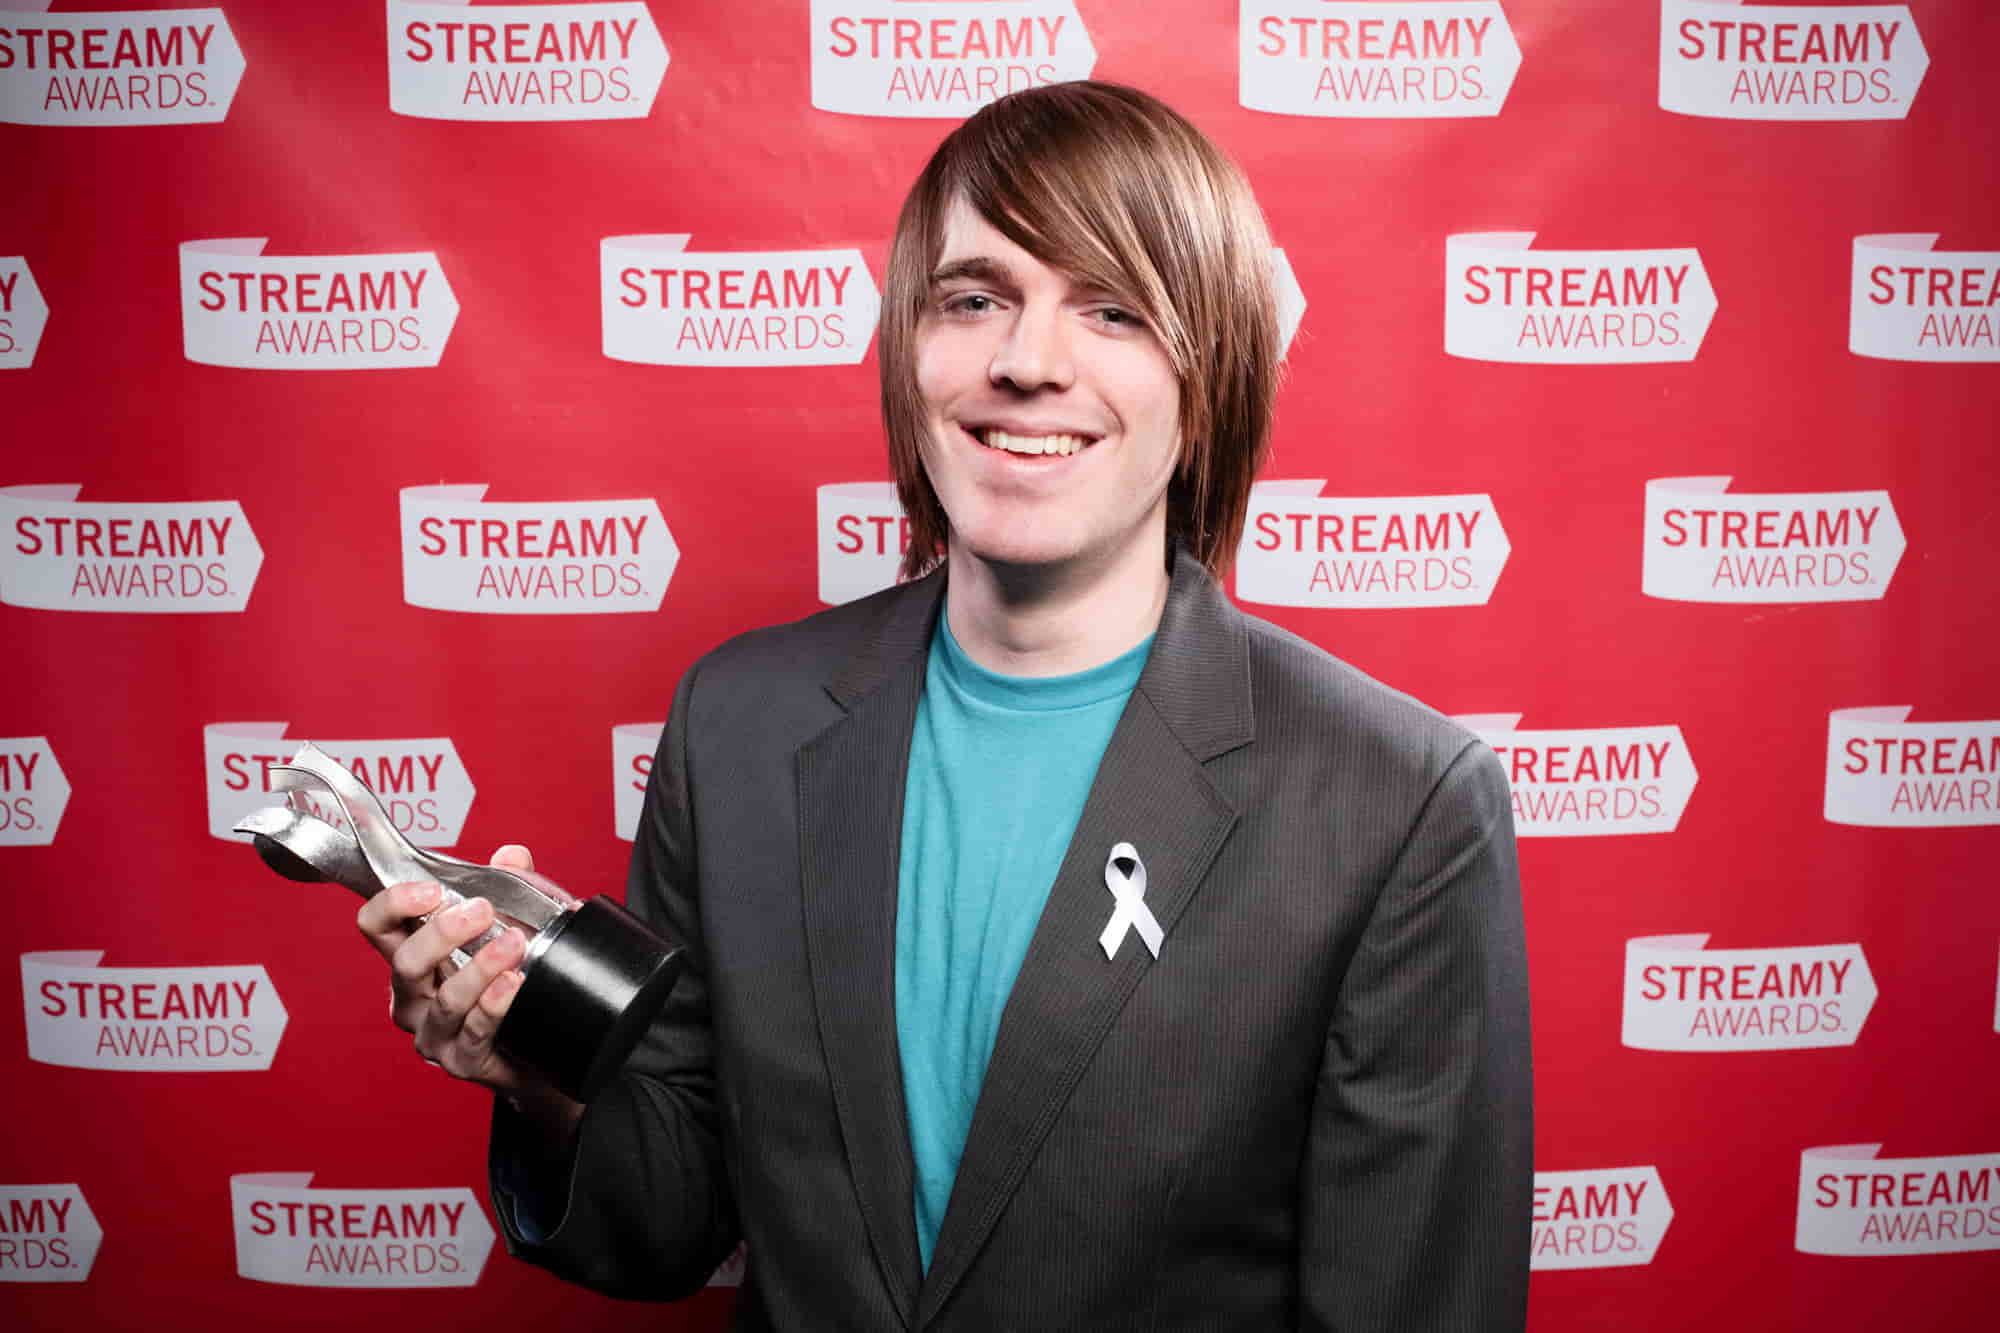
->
xmin=235 ymin=742 xmax=682 ymax=1102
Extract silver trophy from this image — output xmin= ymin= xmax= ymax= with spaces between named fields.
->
xmin=234 ymin=742 xmax=682 ymax=1102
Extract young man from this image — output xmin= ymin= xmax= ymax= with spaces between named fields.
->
xmin=362 ymin=82 xmax=1531 ymax=1330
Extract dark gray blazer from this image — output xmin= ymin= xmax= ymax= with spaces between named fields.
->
xmin=493 ymin=549 xmax=1532 ymax=1331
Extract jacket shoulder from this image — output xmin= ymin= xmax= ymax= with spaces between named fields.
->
xmin=1237 ymin=610 xmax=1491 ymax=791
xmin=685 ymin=575 xmax=934 ymax=715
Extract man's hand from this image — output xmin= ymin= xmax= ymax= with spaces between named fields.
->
xmin=356 ymin=844 xmax=572 ymax=1130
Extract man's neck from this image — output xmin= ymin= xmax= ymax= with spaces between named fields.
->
xmin=942 ymin=535 xmax=1172 ymax=678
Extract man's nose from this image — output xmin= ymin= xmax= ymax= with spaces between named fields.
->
xmin=988 ymin=303 xmax=1075 ymax=392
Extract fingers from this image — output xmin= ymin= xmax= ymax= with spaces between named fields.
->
xmin=356 ymin=880 xmax=442 ymax=961
xmin=354 ymin=862 xmax=541 ymax=1094
xmin=417 ymin=927 xmax=528 ymax=1086
xmin=490 ymin=843 xmax=534 ymax=873
xmin=462 ymin=963 xmax=526 ymax=1056
xmin=385 ymin=896 xmax=498 ymax=1033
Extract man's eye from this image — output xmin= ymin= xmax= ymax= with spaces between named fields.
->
xmin=1092 ymin=306 xmax=1145 ymax=330
xmin=943 ymin=293 xmax=996 ymax=316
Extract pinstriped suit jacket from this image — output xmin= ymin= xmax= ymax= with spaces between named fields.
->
xmin=492 ymin=548 xmax=1532 ymax=1331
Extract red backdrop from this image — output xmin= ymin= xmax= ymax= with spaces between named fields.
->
xmin=5 ymin=1 xmax=1997 ymax=1328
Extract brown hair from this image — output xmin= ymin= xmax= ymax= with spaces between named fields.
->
xmin=880 ymin=81 xmax=1281 ymax=580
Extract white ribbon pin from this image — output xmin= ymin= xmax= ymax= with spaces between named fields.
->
xmin=1099 ymin=842 xmax=1164 ymax=961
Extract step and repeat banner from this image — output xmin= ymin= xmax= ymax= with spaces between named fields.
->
xmin=5 ymin=2 xmax=1996 ymax=1329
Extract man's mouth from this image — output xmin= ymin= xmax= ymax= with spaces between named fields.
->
xmin=971 ymin=427 xmax=1093 ymax=458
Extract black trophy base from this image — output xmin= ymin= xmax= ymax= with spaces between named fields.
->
xmin=496 ymin=897 xmax=684 ymax=1104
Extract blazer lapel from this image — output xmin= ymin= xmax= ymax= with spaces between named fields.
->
xmin=796 ymin=572 xmax=944 ymax=1328
xmin=917 ymin=553 xmax=1254 ymax=1325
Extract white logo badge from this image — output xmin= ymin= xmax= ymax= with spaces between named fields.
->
xmin=1642 ymin=477 xmax=1903 ymax=603
xmin=1825 ymin=708 xmax=1999 ymax=828
xmin=1660 ymin=0 xmax=1927 ymax=120
xmin=0 ymin=737 xmax=70 ymax=846
xmin=387 ymin=1 xmax=669 ymax=120
xmin=1236 ymin=481 xmax=1508 ymax=608
xmin=1446 ymin=233 xmax=1716 ymax=363
xmin=1623 ymin=935 xmax=1876 ymax=1052
xmin=602 ymin=237 xmax=880 ymax=366
xmin=810 ymin=0 xmax=1095 ymax=118
xmin=22 ymin=951 xmax=287 ymax=1071
xmin=0 ymin=1185 xmax=102 ymax=1283
xmin=1798 ymin=1146 xmax=2000 ymax=1255
xmin=1850 ymin=235 xmax=1999 ymax=362
xmin=399 ymin=484 xmax=678 ymax=614
xmin=1455 ymin=716 xmax=1696 ymax=836
xmin=0 ymin=483 xmax=263 ymax=612
xmin=612 ymin=722 xmax=662 ymax=841
xmin=203 ymin=723 xmax=476 ymax=847
xmin=1272 ymin=247 xmax=1307 ymax=356
xmin=708 ymin=1242 xmax=749 ymax=1287
xmin=0 ymin=257 xmax=49 ymax=367
xmin=231 ymin=1174 xmax=495 ymax=1286
xmin=1239 ymin=1 xmax=1521 ymax=118
xmin=816 ymin=482 xmax=909 ymax=606
xmin=0 ymin=6 xmax=246 ymax=125
xmin=179 ymin=239 xmax=458 ymax=370
xmin=1532 ymin=1167 xmax=1673 ymax=1270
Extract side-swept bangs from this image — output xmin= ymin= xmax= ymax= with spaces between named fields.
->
xmin=881 ymin=81 xmax=1280 ymax=580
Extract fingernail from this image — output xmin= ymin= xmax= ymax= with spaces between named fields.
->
xmin=408 ymin=882 xmax=441 ymax=910
xmin=448 ymin=898 xmax=491 ymax=929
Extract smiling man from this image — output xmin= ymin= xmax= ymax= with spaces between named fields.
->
xmin=361 ymin=81 xmax=1531 ymax=1330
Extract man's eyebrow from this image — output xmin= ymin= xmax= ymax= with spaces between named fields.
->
xmin=929 ymin=256 xmax=1015 ymax=286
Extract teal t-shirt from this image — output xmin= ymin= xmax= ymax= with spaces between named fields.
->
xmin=895 ymin=616 xmax=1150 ymax=1271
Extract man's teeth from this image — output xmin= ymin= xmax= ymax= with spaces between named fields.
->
xmin=980 ymin=429 xmax=1088 ymax=457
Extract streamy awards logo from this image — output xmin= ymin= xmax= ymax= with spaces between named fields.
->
xmin=21 ymin=950 xmax=287 ymax=1070
xmin=1455 ymin=715 xmax=1696 ymax=836
xmin=1446 ymin=233 xmax=1716 ymax=363
xmin=1272 ymin=247 xmax=1306 ymax=354
xmin=1798 ymin=1145 xmax=2000 ymax=1255
xmin=179 ymin=239 xmax=457 ymax=369
xmin=1850 ymin=235 xmax=1999 ymax=362
xmin=0 ymin=1185 xmax=101 ymax=1283
xmin=0 ymin=737 xmax=69 ymax=845
xmin=602 ymin=236 xmax=879 ymax=367
xmin=818 ymin=482 xmax=908 ymax=605
xmin=1532 ymin=1167 xmax=1673 ymax=1270
xmin=1235 ymin=481 xmax=1508 ymax=608
xmin=203 ymin=724 xmax=476 ymax=847
xmin=0 ymin=257 xmax=48 ymax=367
xmin=387 ymin=0 xmax=668 ymax=121
xmin=612 ymin=721 xmax=661 ymax=841
xmin=1825 ymin=707 xmax=1998 ymax=827
xmin=231 ymin=1174 xmax=495 ymax=1286
xmin=1239 ymin=1 xmax=1521 ymax=117
xmin=709 ymin=1241 xmax=748 ymax=1286
xmin=0 ymin=5 xmax=245 ymax=124
xmin=0 ymin=483 xmax=262 ymax=611
xmin=1642 ymin=476 xmax=1904 ymax=603
xmin=400 ymin=484 xmax=678 ymax=614
xmin=810 ymin=0 xmax=1095 ymax=117
xmin=1660 ymin=0 xmax=1927 ymax=120
xmin=1623 ymin=934 xmax=1876 ymax=1051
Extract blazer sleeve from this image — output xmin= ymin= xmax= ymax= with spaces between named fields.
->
xmin=1298 ymin=738 xmax=1533 ymax=1333
xmin=489 ymin=660 xmax=741 ymax=1299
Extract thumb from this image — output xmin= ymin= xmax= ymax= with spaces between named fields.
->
xmin=489 ymin=843 xmax=535 ymax=873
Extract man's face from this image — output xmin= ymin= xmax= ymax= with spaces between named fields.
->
xmin=914 ymin=197 xmax=1182 ymax=579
